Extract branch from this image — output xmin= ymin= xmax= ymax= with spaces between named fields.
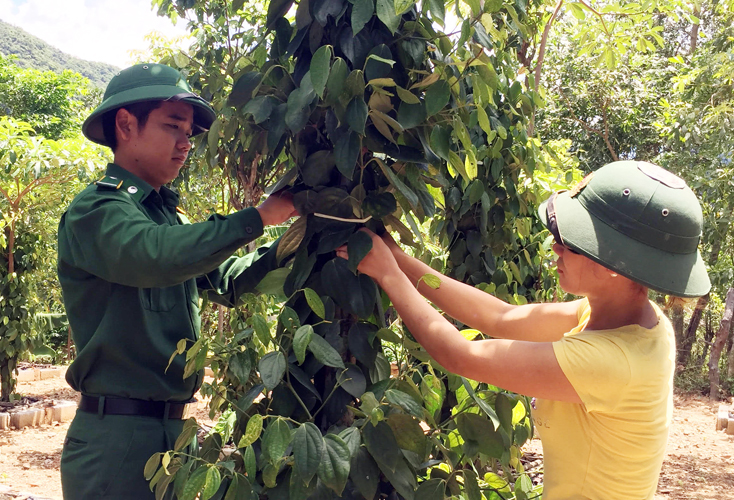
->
xmin=576 ymin=0 xmax=611 ymax=37
xmin=534 ymin=0 xmax=564 ymax=91
xmin=558 ymin=87 xmax=618 ymax=160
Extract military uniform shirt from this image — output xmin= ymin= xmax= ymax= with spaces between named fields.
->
xmin=58 ymin=163 xmax=279 ymax=401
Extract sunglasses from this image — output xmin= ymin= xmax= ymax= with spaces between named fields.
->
xmin=546 ymin=192 xmax=579 ymax=254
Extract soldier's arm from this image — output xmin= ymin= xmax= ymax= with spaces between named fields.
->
xmin=60 ymin=191 xmax=267 ymax=288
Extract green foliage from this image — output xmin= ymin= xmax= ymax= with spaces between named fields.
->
xmin=146 ymin=0 xmax=551 ymax=497
xmin=0 ymin=116 xmax=106 ymax=400
xmin=0 ymin=54 xmax=100 ymax=140
xmin=0 ymin=20 xmax=119 ymax=88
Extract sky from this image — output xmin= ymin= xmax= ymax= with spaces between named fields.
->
xmin=0 ymin=0 xmax=189 ymax=68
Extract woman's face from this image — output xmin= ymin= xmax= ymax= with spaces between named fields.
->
xmin=552 ymin=242 xmax=613 ymax=296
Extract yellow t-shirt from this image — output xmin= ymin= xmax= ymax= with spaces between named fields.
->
xmin=533 ymin=299 xmax=675 ymax=500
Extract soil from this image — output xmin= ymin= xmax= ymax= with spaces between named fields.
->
xmin=1 ymin=368 xmax=732 ymax=499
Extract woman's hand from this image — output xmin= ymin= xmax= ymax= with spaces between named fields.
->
xmin=336 ymin=228 xmax=401 ymax=283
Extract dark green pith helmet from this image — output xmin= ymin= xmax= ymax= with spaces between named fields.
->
xmin=82 ymin=63 xmax=216 ymax=147
xmin=539 ymin=161 xmax=711 ymax=298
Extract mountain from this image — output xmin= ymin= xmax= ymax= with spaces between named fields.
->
xmin=0 ymin=19 xmax=120 ymax=88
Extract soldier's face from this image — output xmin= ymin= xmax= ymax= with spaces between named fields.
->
xmin=128 ymin=101 xmax=194 ymax=188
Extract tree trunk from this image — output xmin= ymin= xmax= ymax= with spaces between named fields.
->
xmin=689 ymin=6 xmax=701 ymax=55
xmin=696 ymin=311 xmax=715 ymax=369
xmin=727 ymin=326 xmax=734 ymax=379
xmin=709 ymin=287 xmax=734 ymax=400
xmin=0 ymin=358 xmax=16 ymax=402
xmin=670 ymin=300 xmax=685 ymax=356
xmin=678 ymin=294 xmax=709 ymax=366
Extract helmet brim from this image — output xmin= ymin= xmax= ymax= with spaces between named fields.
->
xmin=539 ymin=191 xmax=710 ymax=298
xmin=82 ymin=84 xmax=216 ymax=147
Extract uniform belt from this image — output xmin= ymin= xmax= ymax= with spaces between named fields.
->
xmin=79 ymin=395 xmax=196 ymax=419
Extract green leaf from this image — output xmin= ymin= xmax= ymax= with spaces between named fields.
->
xmin=456 ymin=413 xmax=504 ymax=458
xmin=376 ymin=0 xmax=401 ymax=33
xmin=463 ymin=470 xmax=481 ymax=500
xmin=376 ymin=327 xmax=401 ymax=343
xmin=417 ymin=273 xmax=441 ymax=289
xmin=286 ymin=73 xmax=317 ymax=133
xmin=427 ymin=0 xmax=444 ymax=24
xmin=244 ymin=445 xmax=257 ymax=481
xmin=243 ymin=95 xmax=277 ymax=124
xmin=317 ymin=434 xmax=352 ymax=495
xmin=201 ymin=467 xmax=222 ymax=500
xmin=311 ymin=45 xmax=332 ymax=98
xmin=174 ymin=418 xmax=199 ymax=451
xmin=302 ymin=150 xmax=336 ymax=187
xmin=280 ymin=306 xmax=301 ymax=331
xmin=378 ymin=456 xmax=416 ymax=500
xmin=395 ymin=85 xmax=420 ymax=104
xmin=339 ymin=427 xmax=362 ymax=458
xmin=375 ymin=159 xmax=419 ymax=209
xmin=363 ymin=192 xmax=397 ymax=219
xmin=266 ymin=0 xmax=295 ymax=28
xmin=351 ymin=0 xmax=375 ymax=35
xmin=476 ymin=105 xmax=491 ymax=135
xmin=346 ymin=97 xmax=369 ymax=135
xmin=259 ymin=351 xmax=286 ymax=390
xmin=425 ymin=80 xmax=450 ymax=117
xmin=229 ymin=351 xmax=252 ymax=384
xmin=337 ymin=363 xmax=367 ymax=397
xmin=263 ymin=418 xmax=292 ymax=463
xmin=228 ymin=72 xmax=261 ymax=108
xmin=326 ymin=58 xmax=349 ymax=101
xmin=347 ymin=230 xmax=373 ymax=273
xmin=386 ymin=413 xmax=427 ymax=458
xmin=308 ymin=334 xmax=345 ymax=368
xmin=350 ymin=446 xmax=379 ymax=500
xmin=345 ymin=70 xmax=366 ymax=99
xmin=429 ymin=126 xmax=450 ymax=161
xmin=461 ymin=377 xmax=500 ymax=428
xmin=334 ymin=130 xmax=360 ymax=179
xmin=415 ymin=478 xmax=444 ymax=500
xmin=304 ymin=288 xmax=325 ymax=318
xmin=397 ymin=101 xmax=426 ymax=129
xmin=385 ymin=389 xmax=424 ymax=419
xmin=294 ymin=423 xmax=325 ymax=484
xmin=293 ymin=324 xmax=314 ymax=364
xmin=255 ymin=267 xmax=290 ymax=296
xmin=238 ymin=414 xmax=264 ymax=448
xmin=363 ymin=421 xmax=401 ymax=471
xmin=144 ymin=453 xmax=161 ymax=480
xmin=394 ymin=0 xmax=415 ymax=15
xmin=181 ymin=465 xmax=208 ymax=500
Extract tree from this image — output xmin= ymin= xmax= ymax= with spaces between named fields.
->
xmin=0 ymin=54 xmax=100 ymax=140
xmin=0 ymin=117 xmax=106 ymax=400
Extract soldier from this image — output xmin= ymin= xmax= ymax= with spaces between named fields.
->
xmin=57 ymin=63 xmax=296 ymax=499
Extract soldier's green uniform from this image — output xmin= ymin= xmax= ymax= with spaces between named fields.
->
xmin=58 ymin=64 xmax=286 ymax=499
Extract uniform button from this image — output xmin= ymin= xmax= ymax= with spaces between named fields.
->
xmin=245 ymin=227 xmax=253 ymax=234
xmin=127 ymin=186 xmax=139 ymax=194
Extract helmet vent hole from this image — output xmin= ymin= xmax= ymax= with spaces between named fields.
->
xmin=623 ymin=188 xmax=631 ymax=196
xmin=143 ymin=65 xmax=149 ymax=70
xmin=662 ymin=208 xmax=670 ymax=217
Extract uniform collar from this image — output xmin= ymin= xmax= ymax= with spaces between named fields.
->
xmin=105 ymin=163 xmax=180 ymax=208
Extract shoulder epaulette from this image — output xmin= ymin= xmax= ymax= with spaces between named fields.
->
xmin=94 ymin=176 xmax=123 ymax=190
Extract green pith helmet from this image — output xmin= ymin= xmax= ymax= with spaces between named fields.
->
xmin=82 ymin=63 xmax=216 ymax=147
xmin=539 ymin=161 xmax=711 ymax=298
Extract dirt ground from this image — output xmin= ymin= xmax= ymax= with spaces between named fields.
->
xmin=1 ymin=368 xmax=732 ymax=499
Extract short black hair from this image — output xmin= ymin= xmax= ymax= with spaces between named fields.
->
xmin=102 ymin=100 xmax=164 ymax=152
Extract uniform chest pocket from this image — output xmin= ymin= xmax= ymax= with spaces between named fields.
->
xmin=139 ymin=286 xmax=177 ymax=312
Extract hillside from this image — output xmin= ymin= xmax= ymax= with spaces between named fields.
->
xmin=0 ymin=19 xmax=119 ymax=88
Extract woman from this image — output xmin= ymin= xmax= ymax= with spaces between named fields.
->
xmin=337 ymin=160 xmax=710 ymax=500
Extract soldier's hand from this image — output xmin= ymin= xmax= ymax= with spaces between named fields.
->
xmin=256 ymin=192 xmax=298 ymax=226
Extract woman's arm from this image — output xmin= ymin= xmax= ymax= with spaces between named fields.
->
xmin=339 ymin=232 xmax=581 ymax=402
xmin=384 ymin=234 xmax=582 ymax=342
